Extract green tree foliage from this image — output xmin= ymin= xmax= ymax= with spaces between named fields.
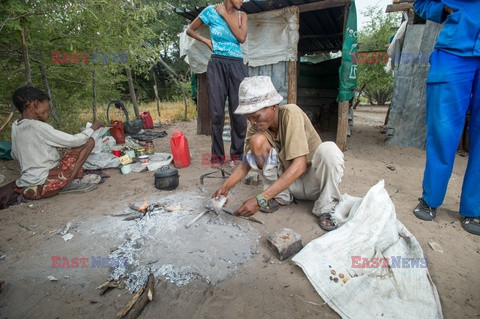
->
xmin=0 ymin=0 xmax=204 ymax=133
xmin=357 ymin=7 xmax=400 ymax=105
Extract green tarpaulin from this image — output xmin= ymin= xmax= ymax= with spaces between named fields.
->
xmin=337 ymin=0 xmax=358 ymax=102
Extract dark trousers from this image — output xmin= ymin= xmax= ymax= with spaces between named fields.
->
xmin=206 ymin=55 xmax=248 ymax=162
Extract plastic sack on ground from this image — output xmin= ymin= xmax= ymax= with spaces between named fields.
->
xmin=0 ymin=141 xmax=13 ymax=160
xmin=83 ymin=153 xmax=120 ymax=170
xmin=292 ymin=180 xmax=443 ymax=319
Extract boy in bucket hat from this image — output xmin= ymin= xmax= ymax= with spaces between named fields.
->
xmin=212 ymin=76 xmax=344 ymax=230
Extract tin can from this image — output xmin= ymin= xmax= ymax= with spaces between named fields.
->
xmin=136 ymin=147 xmax=146 ymax=157
xmin=145 ymin=141 xmax=155 ymax=154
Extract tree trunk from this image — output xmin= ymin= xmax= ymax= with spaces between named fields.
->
xmin=39 ymin=65 xmax=59 ymax=127
xmin=20 ymin=18 xmax=32 ymax=86
xmin=92 ymin=70 xmax=97 ymax=121
xmin=353 ymin=83 xmax=366 ymax=109
xmin=157 ymin=57 xmax=188 ymax=120
xmin=126 ymin=67 xmax=140 ymax=119
xmin=152 ymin=67 xmax=160 ymax=117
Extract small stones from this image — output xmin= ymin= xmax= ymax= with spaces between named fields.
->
xmin=329 ymin=276 xmax=333 ymax=281
xmin=339 ymin=273 xmax=344 ymax=279
xmin=331 ymin=270 xmax=336 ymax=275
xmin=343 ymin=278 xmax=349 ymax=284
xmin=333 ymin=277 xmax=338 ymax=283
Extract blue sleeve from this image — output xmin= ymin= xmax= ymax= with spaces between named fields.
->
xmin=413 ymin=0 xmax=446 ymax=23
xmin=198 ymin=6 xmax=212 ymax=25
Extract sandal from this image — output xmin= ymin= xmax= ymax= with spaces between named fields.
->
xmin=259 ymin=199 xmax=281 ymax=214
xmin=413 ymin=198 xmax=437 ymax=221
xmin=318 ymin=212 xmax=338 ymax=231
xmin=462 ymin=217 xmax=480 ymax=236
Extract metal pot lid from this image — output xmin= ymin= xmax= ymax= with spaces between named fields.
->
xmin=154 ymin=165 xmax=178 ymax=178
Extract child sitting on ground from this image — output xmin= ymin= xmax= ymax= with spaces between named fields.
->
xmin=0 ymin=85 xmax=103 ymax=209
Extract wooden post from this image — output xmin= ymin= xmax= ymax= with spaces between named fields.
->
xmin=20 ymin=18 xmax=32 ymax=86
xmin=39 ymin=65 xmax=59 ymax=127
xmin=335 ymin=3 xmax=351 ymax=151
xmin=197 ymin=73 xmax=211 ymax=135
xmin=152 ymin=67 xmax=161 ymax=117
xmin=126 ymin=67 xmax=140 ymax=119
xmin=287 ymin=60 xmax=298 ymax=104
xmin=92 ymin=70 xmax=97 ymax=121
xmin=336 ymin=101 xmax=349 ymax=151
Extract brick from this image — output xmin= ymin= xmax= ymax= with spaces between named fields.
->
xmin=267 ymin=228 xmax=303 ymax=261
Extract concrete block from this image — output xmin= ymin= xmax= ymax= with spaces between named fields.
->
xmin=267 ymin=228 xmax=303 ymax=261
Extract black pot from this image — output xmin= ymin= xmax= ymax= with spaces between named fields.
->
xmin=154 ymin=166 xmax=179 ymax=190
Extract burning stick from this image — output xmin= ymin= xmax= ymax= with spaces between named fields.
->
xmin=117 ymin=287 xmax=144 ymax=318
xmin=96 ymin=280 xmax=125 ymax=295
xmin=118 ymin=274 xmax=155 ymax=319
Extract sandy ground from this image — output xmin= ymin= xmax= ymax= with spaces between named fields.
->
xmin=0 ymin=105 xmax=479 ymax=318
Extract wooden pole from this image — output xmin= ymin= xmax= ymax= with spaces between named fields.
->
xmin=298 ymin=0 xmax=350 ymax=13
xmin=336 ymin=3 xmax=351 ymax=151
xmin=126 ymin=67 xmax=140 ymax=119
xmin=196 ymin=73 xmax=211 ymax=135
xmin=287 ymin=60 xmax=298 ymax=104
xmin=92 ymin=70 xmax=97 ymax=121
xmin=20 ymin=18 xmax=32 ymax=86
xmin=39 ymin=65 xmax=59 ymax=127
xmin=152 ymin=67 xmax=161 ymax=117
xmin=336 ymin=101 xmax=349 ymax=151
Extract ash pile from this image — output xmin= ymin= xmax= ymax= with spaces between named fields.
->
xmin=108 ymin=192 xmax=259 ymax=292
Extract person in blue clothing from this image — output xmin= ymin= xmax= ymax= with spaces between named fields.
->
xmin=187 ymin=0 xmax=248 ymax=167
xmin=412 ymin=0 xmax=480 ymax=236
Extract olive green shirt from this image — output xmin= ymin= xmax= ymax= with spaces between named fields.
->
xmin=244 ymin=104 xmax=322 ymax=170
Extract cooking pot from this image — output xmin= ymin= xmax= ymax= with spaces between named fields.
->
xmin=154 ymin=166 xmax=179 ymax=190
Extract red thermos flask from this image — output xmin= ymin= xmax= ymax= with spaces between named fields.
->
xmin=170 ymin=131 xmax=191 ymax=168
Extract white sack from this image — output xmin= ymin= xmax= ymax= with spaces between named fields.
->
xmin=83 ymin=153 xmax=120 ymax=170
xmin=242 ymin=7 xmax=299 ymax=67
xmin=179 ymin=25 xmax=212 ymax=74
xmin=292 ymin=180 xmax=443 ymax=319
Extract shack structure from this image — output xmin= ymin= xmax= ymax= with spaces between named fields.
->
xmin=383 ymin=0 xmax=445 ymax=149
xmin=175 ymin=0 xmax=357 ymax=151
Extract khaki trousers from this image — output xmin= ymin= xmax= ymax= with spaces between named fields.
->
xmin=247 ymin=141 xmax=344 ymax=216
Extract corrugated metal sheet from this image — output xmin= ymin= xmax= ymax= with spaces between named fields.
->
xmin=174 ymin=0 xmax=347 ymax=54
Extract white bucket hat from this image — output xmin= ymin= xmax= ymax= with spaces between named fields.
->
xmin=234 ymin=76 xmax=283 ymax=115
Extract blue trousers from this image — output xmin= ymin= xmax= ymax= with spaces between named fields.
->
xmin=423 ymin=50 xmax=480 ymax=218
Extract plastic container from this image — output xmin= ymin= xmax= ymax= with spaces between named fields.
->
xmin=136 ymin=147 xmax=146 ymax=157
xmin=145 ymin=141 xmax=155 ymax=154
xmin=120 ymin=164 xmax=132 ymax=174
xmin=139 ymin=155 xmax=149 ymax=165
xmin=140 ymin=111 xmax=154 ymax=129
xmin=125 ymin=149 xmax=136 ymax=159
xmin=110 ymin=120 xmax=125 ymax=144
xmin=169 ymin=131 xmax=191 ymax=168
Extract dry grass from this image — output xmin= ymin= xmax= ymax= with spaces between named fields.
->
xmin=0 ymin=100 xmax=197 ymax=141
xmin=81 ymin=100 xmax=197 ymax=124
